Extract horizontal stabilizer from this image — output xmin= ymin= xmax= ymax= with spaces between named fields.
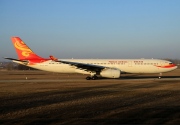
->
xmin=4 ymin=57 xmax=28 ymax=63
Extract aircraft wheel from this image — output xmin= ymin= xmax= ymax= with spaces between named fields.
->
xmin=86 ymin=76 xmax=91 ymax=80
xmin=92 ymin=75 xmax=98 ymax=80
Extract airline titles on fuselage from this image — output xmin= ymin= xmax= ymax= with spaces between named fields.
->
xmin=108 ymin=60 xmax=159 ymax=65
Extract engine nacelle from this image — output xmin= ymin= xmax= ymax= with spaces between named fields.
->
xmin=100 ymin=68 xmax=121 ymax=78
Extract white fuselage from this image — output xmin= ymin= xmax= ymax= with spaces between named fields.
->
xmin=16 ymin=59 xmax=177 ymax=74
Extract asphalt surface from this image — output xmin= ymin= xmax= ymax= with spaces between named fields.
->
xmin=1 ymin=77 xmax=180 ymax=83
xmin=0 ymin=70 xmax=180 ymax=124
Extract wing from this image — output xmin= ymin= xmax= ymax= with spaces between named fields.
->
xmin=49 ymin=55 xmax=106 ymax=72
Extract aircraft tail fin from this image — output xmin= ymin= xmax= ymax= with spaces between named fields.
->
xmin=11 ymin=37 xmax=44 ymax=60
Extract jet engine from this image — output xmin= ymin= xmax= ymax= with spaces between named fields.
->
xmin=100 ymin=68 xmax=121 ymax=78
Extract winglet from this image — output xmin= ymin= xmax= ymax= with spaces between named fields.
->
xmin=49 ymin=55 xmax=58 ymax=61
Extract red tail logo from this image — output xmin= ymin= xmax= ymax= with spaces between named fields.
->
xmin=11 ymin=37 xmax=43 ymax=60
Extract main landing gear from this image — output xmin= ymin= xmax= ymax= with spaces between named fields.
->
xmin=86 ymin=75 xmax=98 ymax=80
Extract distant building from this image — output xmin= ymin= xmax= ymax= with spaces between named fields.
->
xmin=0 ymin=62 xmax=6 ymax=70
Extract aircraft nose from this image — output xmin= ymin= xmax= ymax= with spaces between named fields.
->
xmin=170 ymin=63 xmax=178 ymax=70
xmin=175 ymin=66 xmax=178 ymax=69
xmin=173 ymin=64 xmax=178 ymax=69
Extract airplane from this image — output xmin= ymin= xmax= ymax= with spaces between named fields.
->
xmin=4 ymin=37 xmax=177 ymax=80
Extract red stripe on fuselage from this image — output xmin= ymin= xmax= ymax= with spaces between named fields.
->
xmin=156 ymin=64 xmax=176 ymax=68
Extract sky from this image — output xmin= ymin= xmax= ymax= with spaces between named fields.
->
xmin=1 ymin=0 xmax=180 ymax=61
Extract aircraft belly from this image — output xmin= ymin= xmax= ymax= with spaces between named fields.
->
xmin=117 ymin=65 xmax=161 ymax=73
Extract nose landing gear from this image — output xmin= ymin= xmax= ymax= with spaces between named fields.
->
xmin=158 ymin=73 xmax=162 ymax=79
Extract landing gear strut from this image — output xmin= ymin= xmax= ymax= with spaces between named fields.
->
xmin=86 ymin=75 xmax=98 ymax=80
xmin=158 ymin=73 xmax=162 ymax=79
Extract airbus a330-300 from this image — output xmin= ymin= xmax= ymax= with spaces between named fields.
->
xmin=5 ymin=37 xmax=177 ymax=80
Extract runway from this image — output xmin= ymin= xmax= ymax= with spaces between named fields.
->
xmin=1 ymin=77 xmax=180 ymax=83
xmin=0 ymin=70 xmax=180 ymax=124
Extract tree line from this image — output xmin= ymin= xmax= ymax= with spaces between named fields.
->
xmin=1 ymin=62 xmax=36 ymax=70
